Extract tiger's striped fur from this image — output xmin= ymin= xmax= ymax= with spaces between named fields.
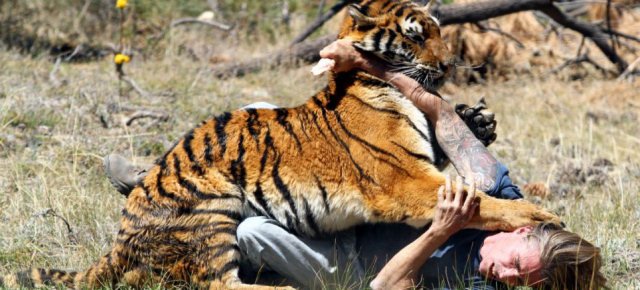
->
xmin=3 ymin=0 xmax=561 ymax=289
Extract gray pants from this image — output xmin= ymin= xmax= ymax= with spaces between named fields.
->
xmin=237 ymin=216 xmax=365 ymax=289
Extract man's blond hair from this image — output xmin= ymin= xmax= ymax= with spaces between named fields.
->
xmin=529 ymin=223 xmax=608 ymax=290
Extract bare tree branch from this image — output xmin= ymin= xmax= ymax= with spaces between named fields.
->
xmin=605 ymin=0 xmax=620 ymax=62
xmin=551 ymin=51 xmax=611 ymax=75
xmin=170 ymin=18 xmax=233 ymax=31
xmin=617 ymin=56 xmax=640 ymax=81
xmin=436 ymin=0 xmax=627 ymax=73
xmin=147 ymin=17 xmax=233 ymax=45
xmin=601 ymin=28 xmax=640 ymax=44
xmin=211 ymin=35 xmax=336 ymax=78
xmin=434 ymin=0 xmax=551 ymax=25
xmin=212 ymin=0 xmax=629 ymax=78
xmin=474 ymin=22 xmax=525 ymax=48
xmin=290 ymin=0 xmax=355 ymax=45
xmin=538 ymin=3 xmax=628 ymax=72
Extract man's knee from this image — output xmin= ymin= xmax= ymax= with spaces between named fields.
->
xmin=237 ymin=216 xmax=279 ymax=243
xmin=237 ymin=217 xmax=284 ymax=264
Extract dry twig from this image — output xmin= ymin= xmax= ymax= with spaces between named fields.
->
xmin=474 ymin=22 xmax=525 ymax=48
xmin=33 ymin=208 xmax=78 ymax=245
xmin=121 ymin=75 xmax=150 ymax=97
xmin=125 ymin=110 xmax=169 ymax=127
xmin=148 ymin=17 xmax=233 ymax=44
xmin=317 ymin=0 xmax=327 ymax=18
xmin=48 ymin=57 xmax=67 ymax=88
xmin=576 ymin=36 xmax=586 ymax=57
xmin=170 ymin=18 xmax=233 ymax=31
xmin=601 ymin=28 xmax=640 ymax=44
xmin=551 ymin=52 xmax=611 ymax=75
xmin=617 ymin=56 xmax=640 ymax=81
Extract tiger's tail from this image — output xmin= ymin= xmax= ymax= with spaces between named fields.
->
xmin=2 ymin=268 xmax=79 ymax=289
xmin=1 ymin=250 xmax=127 ymax=289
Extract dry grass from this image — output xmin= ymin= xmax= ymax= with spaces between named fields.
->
xmin=1 ymin=4 xmax=640 ymax=290
xmin=2 ymin=46 xmax=639 ymax=288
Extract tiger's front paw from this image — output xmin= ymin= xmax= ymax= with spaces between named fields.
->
xmin=477 ymin=201 xmax=563 ymax=232
xmin=455 ymin=98 xmax=497 ymax=147
xmin=502 ymin=203 xmax=562 ymax=231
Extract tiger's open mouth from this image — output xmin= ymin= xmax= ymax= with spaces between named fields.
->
xmin=389 ymin=62 xmax=447 ymax=93
xmin=355 ymin=46 xmax=449 ymax=94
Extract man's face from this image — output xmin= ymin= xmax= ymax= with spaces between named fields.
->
xmin=478 ymin=227 xmax=544 ymax=286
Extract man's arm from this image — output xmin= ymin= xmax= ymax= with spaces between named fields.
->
xmin=370 ymin=177 xmax=478 ymax=290
xmin=354 ymin=56 xmax=498 ymax=191
xmin=432 ymin=98 xmax=499 ymax=192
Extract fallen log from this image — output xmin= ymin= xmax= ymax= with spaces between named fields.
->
xmin=210 ymin=35 xmax=336 ymax=78
xmin=211 ymin=0 xmax=630 ymax=78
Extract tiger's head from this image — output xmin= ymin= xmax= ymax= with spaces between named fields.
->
xmin=338 ymin=0 xmax=455 ymax=92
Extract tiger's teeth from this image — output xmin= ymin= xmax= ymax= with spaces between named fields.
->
xmin=311 ymin=58 xmax=336 ymax=76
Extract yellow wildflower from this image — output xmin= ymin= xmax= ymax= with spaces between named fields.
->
xmin=116 ymin=0 xmax=128 ymax=9
xmin=114 ymin=53 xmax=131 ymax=65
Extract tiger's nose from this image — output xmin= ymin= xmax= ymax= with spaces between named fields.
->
xmin=438 ymin=62 xmax=450 ymax=73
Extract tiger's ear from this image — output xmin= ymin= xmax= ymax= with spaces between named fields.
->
xmin=348 ymin=4 xmax=381 ymax=27
xmin=418 ymin=0 xmax=436 ymax=14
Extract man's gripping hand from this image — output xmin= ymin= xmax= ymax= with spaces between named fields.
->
xmin=431 ymin=175 xmax=480 ymax=236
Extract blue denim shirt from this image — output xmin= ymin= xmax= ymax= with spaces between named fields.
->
xmin=355 ymin=163 xmax=522 ymax=290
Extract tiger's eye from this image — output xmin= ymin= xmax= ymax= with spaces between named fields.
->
xmin=410 ymin=34 xmax=425 ymax=44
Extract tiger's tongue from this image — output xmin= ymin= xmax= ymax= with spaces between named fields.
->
xmin=311 ymin=58 xmax=336 ymax=76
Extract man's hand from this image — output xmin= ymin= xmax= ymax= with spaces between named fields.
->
xmin=431 ymin=175 xmax=479 ymax=236
xmin=318 ymin=39 xmax=366 ymax=73
xmin=316 ymin=39 xmax=394 ymax=77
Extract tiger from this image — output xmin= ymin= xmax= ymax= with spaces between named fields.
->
xmin=1 ymin=0 xmax=561 ymax=289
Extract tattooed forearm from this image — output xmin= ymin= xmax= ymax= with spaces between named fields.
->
xmin=376 ymin=70 xmax=499 ymax=190
xmin=435 ymin=106 xmax=498 ymax=191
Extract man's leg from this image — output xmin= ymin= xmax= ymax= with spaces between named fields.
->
xmin=238 ymin=216 xmax=362 ymax=289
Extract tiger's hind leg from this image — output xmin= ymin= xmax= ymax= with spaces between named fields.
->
xmin=76 ymin=247 xmax=133 ymax=288
xmin=455 ymin=98 xmax=497 ymax=146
